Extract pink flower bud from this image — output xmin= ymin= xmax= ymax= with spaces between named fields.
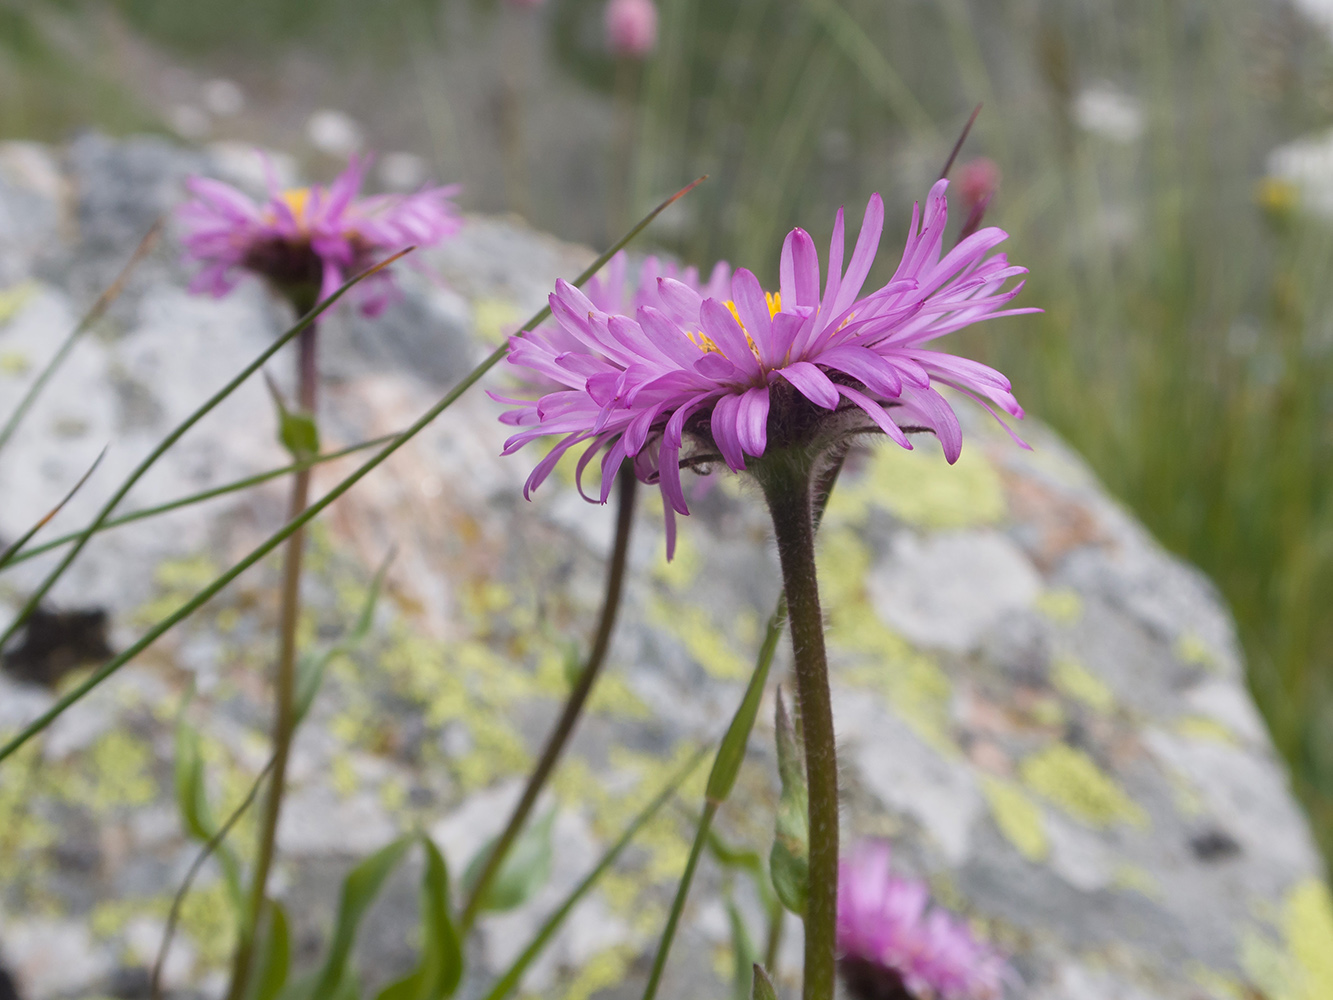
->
xmin=960 ymin=157 xmax=1000 ymax=210
xmin=605 ymin=0 xmax=658 ymax=58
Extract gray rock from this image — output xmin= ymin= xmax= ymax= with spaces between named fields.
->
xmin=0 ymin=137 xmax=1328 ymax=1000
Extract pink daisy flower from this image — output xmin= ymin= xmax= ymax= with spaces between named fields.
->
xmin=496 ymin=180 xmax=1036 ymax=557
xmin=839 ymin=842 xmax=1010 ymax=1000
xmin=178 ymin=154 xmax=461 ymax=315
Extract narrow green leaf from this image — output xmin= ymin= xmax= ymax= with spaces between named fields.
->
xmin=247 ymin=900 xmax=291 ymax=1000
xmin=418 ymin=836 xmax=463 ymax=998
xmin=463 ymin=810 xmax=555 ymax=914
xmin=173 ymin=719 xmax=213 ymax=842
xmin=751 ymin=964 xmax=778 ymax=1000
xmin=770 ymin=689 xmax=809 ymax=918
xmin=1 ymin=433 xmax=397 ymax=571
xmin=280 ymin=411 xmax=320 ymax=461
xmin=727 ymin=898 xmax=758 ymax=1000
xmin=706 ymin=601 xmax=785 ymax=805
xmin=480 ymin=746 xmax=710 ymax=1000
xmin=294 ymin=549 xmax=393 ymax=727
xmin=303 ymin=836 xmax=414 ymax=1000
xmin=706 ymin=827 xmax=778 ymax=914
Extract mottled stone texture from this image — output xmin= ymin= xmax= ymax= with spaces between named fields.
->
xmin=0 ymin=137 xmax=1330 ymax=1000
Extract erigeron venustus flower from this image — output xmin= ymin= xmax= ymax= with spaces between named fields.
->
xmin=178 ymin=154 xmax=461 ymax=315
xmin=497 ymin=180 xmax=1035 ymax=557
xmin=838 ymin=842 xmax=1010 ymax=1000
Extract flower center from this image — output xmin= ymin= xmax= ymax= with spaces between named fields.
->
xmin=687 ymin=291 xmax=783 ymax=357
xmin=277 ymin=187 xmax=313 ymax=227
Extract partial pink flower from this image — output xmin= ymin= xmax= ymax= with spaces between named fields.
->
xmin=839 ymin=842 xmax=1010 ymax=1000
xmin=605 ymin=0 xmax=658 ymax=57
xmin=178 ymin=154 xmax=461 ymax=315
xmin=495 ymin=180 xmax=1036 ymax=557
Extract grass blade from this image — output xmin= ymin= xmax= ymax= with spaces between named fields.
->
xmin=0 ymin=248 xmax=414 ymax=656
xmin=0 ymin=219 xmax=163 ymax=458
xmin=0 ymin=434 xmax=397 ymax=570
xmin=479 ymin=745 xmax=710 ymax=1000
xmin=0 ymin=446 xmax=106 ymax=572
xmin=0 ymin=177 xmax=707 ymax=765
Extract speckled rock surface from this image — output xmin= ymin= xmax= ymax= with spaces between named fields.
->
xmin=0 ymin=136 xmax=1330 ymax=1000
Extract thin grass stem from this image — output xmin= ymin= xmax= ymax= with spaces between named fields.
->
xmin=460 ymin=467 xmax=638 ymax=932
xmin=0 ymin=219 xmax=162 ymax=458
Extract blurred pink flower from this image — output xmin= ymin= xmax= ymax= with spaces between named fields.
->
xmin=605 ymin=0 xmax=658 ymax=57
xmin=495 ymin=180 xmax=1034 ymax=557
xmin=958 ymin=158 xmax=1000 ymax=241
xmin=178 ymin=154 xmax=461 ymax=315
xmin=839 ymin=842 xmax=1010 ymax=1000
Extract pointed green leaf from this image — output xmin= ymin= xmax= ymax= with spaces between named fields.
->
xmin=294 ymin=551 xmax=393 ymax=727
xmin=751 ymin=964 xmax=778 ymax=1000
xmin=378 ymin=835 xmax=464 ymax=1000
xmin=727 ymin=898 xmax=758 ymax=1000
xmin=280 ymin=411 xmax=320 ymax=461
xmin=299 ymin=836 xmax=413 ymax=1000
xmin=247 ymin=900 xmax=291 ymax=1000
xmin=173 ymin=718 xmax=213 ymax=841
xmin=770 ymin=689 xmax=808 ymax=917
xmin=463 ymin=809 xmax=555 ymax=914
xmin=706 ymin=604 xmax=784 ymax=805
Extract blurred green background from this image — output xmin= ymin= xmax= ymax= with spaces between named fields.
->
xmin=4 ymin=0 xmax=1333 ymax=862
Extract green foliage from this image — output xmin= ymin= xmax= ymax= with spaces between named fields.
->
xmin=247 ymin=902 xmax=291 ymax=1000
xmin=770 ymin=690 xmax=808 ymax=918
xmin=374 ymin=836 xmax=463 ymax=1000
xmin=173 ymin=714 xmax=245 ymax=910
xmin=751 ymin=964 xmax=778 ymax=1000
xmin=462 ymin=809 xmax=556 ymax=915
xmin=282 ymin=836 xmax=414 ymax=1000
xmin=727 ymin=897 xmax=758 ymax=1000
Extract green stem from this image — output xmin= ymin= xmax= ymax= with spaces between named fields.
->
xmin=759 ymin=455 xmax=838 ymax=1000
xmin=225 ymin=324 xmax=319 ymax=1000
xmin=480 ymin=745 xmax=711 ymax=1000
xmin=2 ymin=434 xmax=396 ymax=570
xmin=640 ymin=799 xmax=718 ymax=1000
xmin=459 ymin=467 xmax=638 ymax=933
xmin=152 ymin=755 xmax=275 ymax=1000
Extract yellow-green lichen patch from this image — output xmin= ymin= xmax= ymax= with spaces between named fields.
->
xmin=1111 ymin=863 xmax=1162 ymax=900
xmin=548 ymin=944 xmax=634 ymax=1000
xmin=53 ymin=730 xmax=159 ymax=813
xmin=981 ymin=776 xmax=1049 ymax=862
xmin=1174 ymin=715 xmax=1238 ymax=745
xmin=652 ymin=524 xmax=703 ymax=592
xmin=472 ymin=297 xmax=521 ymax=345
xmin=1174 ymin=632 xmax=1222 ymax=672
xmin=1036 ymin=589 xmax=1083 ymax=625
xmin=0 ymin=349 xmax=29 ymax=376
xmin=179 ymin=878 xmax=239 ymax=967
xmin=648 ymin=596 xmax=759 ymax=682
xmin=1052 ymin=657 xmax=1115 ymax=713
xmin=1019 ymin=744 xmax=1148 ymax=830
xmin=1242 ymin=879 xmax=1333 ymax=1000
xmin=135 ymin=553 xmax=221 ymax=625
xmin=0 ymin=279 xmax=37 ymax=325
xmin=0 ymin=744 xmax=56 ymax=883
xmin=90 ymin=896 xmax=167 ymax=940
xmin=825 ymin=441 xmax=1005 ymax=530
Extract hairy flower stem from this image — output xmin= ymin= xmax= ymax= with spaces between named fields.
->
xmin=225 ymin=322 xmax=319 ymax=1000
xmin=759 ymin=454 xmax=838 ymax=1000
xmin=459 ymin=467 xmax=638 ymax=933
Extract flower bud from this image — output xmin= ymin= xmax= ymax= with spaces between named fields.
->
xmin=605 ymin=0 xmax=658 ymax=58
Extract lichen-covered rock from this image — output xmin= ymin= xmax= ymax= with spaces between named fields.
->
xmin=0 ymin=136 xmax=1329 ymax=1000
